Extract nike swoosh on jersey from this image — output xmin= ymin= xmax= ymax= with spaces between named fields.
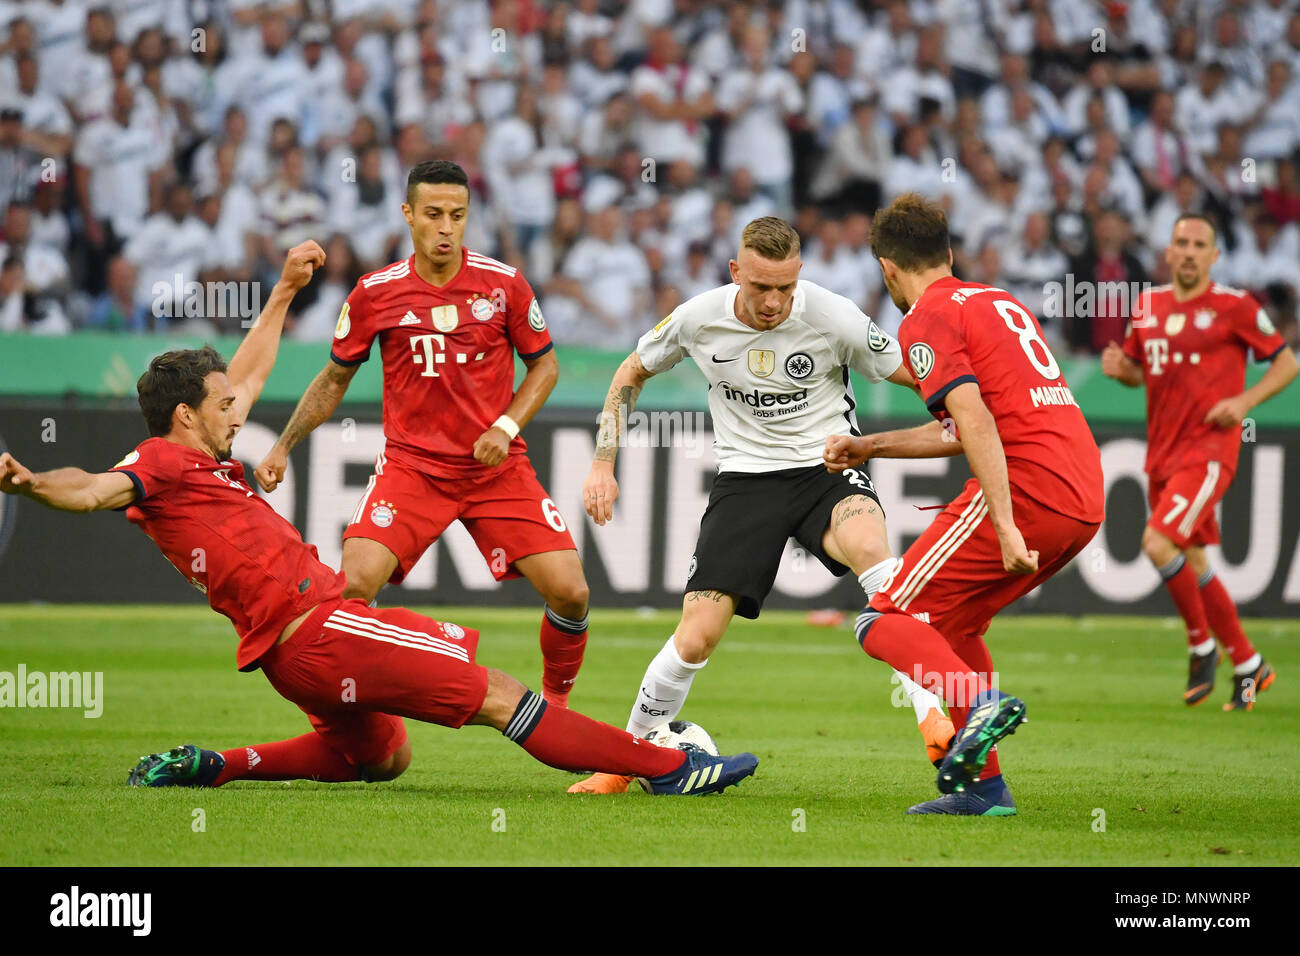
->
xmin=711 ymin=355 xmax=739 ymax=363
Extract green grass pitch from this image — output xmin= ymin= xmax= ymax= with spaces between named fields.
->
xmin=0 ymin=605 xmax=1295 ymax=866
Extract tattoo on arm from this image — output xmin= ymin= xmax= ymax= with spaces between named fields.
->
xmin=595 ymin=382 xmax=641 ymax=463
xmin=279 ymin=364 xmax=352 ymax=450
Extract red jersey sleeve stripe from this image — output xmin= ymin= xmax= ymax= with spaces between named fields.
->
xmin=1258 ymin=343 xmax=1287 ymax=363
xmin=330 ymin=350 xmax=368 ymax=367
xmin=518 ymin=342 xmax=554 ymax=361
xmin=924 ymin=374 xmax=979 ymax=410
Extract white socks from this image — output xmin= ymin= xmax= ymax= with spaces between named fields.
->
xmin=626 ymin=635 xmax=706 ymax=738
xmin=860 ymin=556 xmax=945 ymax=723
xmin=857 ymin=558 xmax=897 ymax=603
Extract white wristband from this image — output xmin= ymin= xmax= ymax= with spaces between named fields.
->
xmin=493 ymin=414 xmax=520 ymax=440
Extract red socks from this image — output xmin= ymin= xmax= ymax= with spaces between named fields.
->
xmin=855 ymin=610 xmax=993 ymax=704
xmin=1198 ymin=570 xmax=1256 ymax=666
xmin=1157 ymin=555 xmax=1209 ymax=648
xmin=540 ymin=607 xmax=588 ymax=706
xmin=214 ymin=733 xmax=360 ymax=786
xmin=857 ymin=611 xmax=1000 ymax=778
xmin=950 ymin=635 xmax=1001 ymax=780
xmin=503 ymin=690 xmax=684 ymax=778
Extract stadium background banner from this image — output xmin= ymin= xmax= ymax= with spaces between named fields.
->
xmin=2 ymin=333 xmax=1298 ymax=615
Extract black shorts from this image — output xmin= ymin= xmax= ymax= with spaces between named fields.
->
xmin=685 ymin=464 xmax=883 ymax=619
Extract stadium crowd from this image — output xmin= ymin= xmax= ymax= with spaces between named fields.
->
xmin=1 ymin=0 xmax=1298 ymax=353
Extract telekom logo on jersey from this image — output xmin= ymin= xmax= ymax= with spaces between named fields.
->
xmin=408 ymin=333 xmax=488 ymax=378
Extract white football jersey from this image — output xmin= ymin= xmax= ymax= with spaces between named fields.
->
xmin=636 ymin=280 xmax=903 ymax=473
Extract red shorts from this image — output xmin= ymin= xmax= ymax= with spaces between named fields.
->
xmin=1147 ymin=461 xmax=1232 ymax=548
xmin=257 ymin=598 xmax=489 ymax=767
xmin=343 ymin=452 xmax=577 ymax=585
xmin=870 ymin=479 xmax=1101 ymax=641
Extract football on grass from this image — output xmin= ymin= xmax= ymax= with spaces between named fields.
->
xmin=643 ymin=720 xmax=719 ymax=756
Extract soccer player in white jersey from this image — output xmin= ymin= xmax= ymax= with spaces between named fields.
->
xmin=569 ymin=216 xmax=954 ymax=794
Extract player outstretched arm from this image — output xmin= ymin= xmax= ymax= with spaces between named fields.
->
xmin=584 ymin=351 xmax=656 ymax=525
xmin=943 ymin=382 xmax=1039 ymax=574
xmin=825 ymin=361 xmax=964 ymax=468
xmin=1101 ymin=340 xmax=1144 ymax=387
xmin=0 ymin=451 xmax=135 ymax=513
xmin=225 ymin=241 xmax=326 ymax=428
xmin=824 ymin=419 xmax=964 ymax=471
xmin=1204 ymin=345 xmax=1298 ymax=426
xmin=472 ymin=349 xmax=559 ymax=467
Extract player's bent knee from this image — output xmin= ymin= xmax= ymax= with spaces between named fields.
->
xmin=547 ymin=580 xmax=590 ymax=617
xmin=361 ymin=741 xmax=411 ymax=782
xmin=1141 ymin=525 xmax=1178 ymax=564
xmin=673 ymin=629 xmax=719 ymax=665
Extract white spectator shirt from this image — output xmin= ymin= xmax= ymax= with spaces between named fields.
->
xmin=561 ymin=234 xmax=651 ymax=349
xmin=630 ymin=62 xmax=711 ymax=166
xmin=74 ymin=116 xmax=168 ymax=237
xmin=715 ymin=68 xmax=803 ymax=186
xmin=1175 ymin=83 xmax=1238 ymax=155
xmin=798 ymin=243 xmax=870 ymax=309
xmin=210 ymin=182 xmax=259 ymax=271
xmin=636 ymin=280 xmax=902 ymax=473
xmin=123 ymin=213 xmax=215 ymax=308
xmin=32 ymin=0 xmax=86 ymax=92
xmin=483 ymin=116 xmax=559 ymax=228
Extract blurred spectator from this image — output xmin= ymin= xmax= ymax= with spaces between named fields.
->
xmin=291 ymin=235 xmax=359 ymax=341
xmin=1242 ymin=60 xmax=1300 ymax=161
xmin=715 ymin=23 xmax=803 ymax=212
xmin=328 ymin=144 xmax=405 ymax=272
xmin=86 ymin=256 xmax=151 ymax=332
xmin=811 ymin=96 xmax=891 ymax=214
xmin=1131 ymin=90 xmax=1189 ymax=197
xmin=0 ymin=200 xmax=69 ymax=296
xmin=547 ymin=204 xmax=650 ymax=348
xmin=259 ymin=146 xmax=328 ymax=267
xmin=1004 ymin=211 xmax=1069 ymax=326
xmin=1262 ymin=158 xmax=1300 ymax=227
xmin=0 ymin=255 xmax=71 ymax=334
xmin=799 ymin=216 xmax=869 ymax=307
xmin=630 ymin=27 xmax=713 ymax=169
xmin=1066 ymin=209 xmax=1148 ymax=356
xmin=0 ymin=106 xmax=41 ymax=214
xmin=123 ymin=182 xmax=214 ymax=325
xmin=1175 ymin=62 xmax=1237 ymax=157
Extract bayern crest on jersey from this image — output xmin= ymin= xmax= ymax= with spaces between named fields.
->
xmin=472 ymin=298 xmax=494 ymax=322
xmin=442 ymin=623 xmax=466 ymax=640
xmin=1194 ymin=309 xmax=1215 ymax=330
xmin=369 ymin=499 xmax=397 ymax=528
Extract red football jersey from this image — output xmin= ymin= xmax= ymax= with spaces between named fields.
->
xmin=899 ymin=277 xmax=1105 ymax=522
xmin=1123 ymin=283 xmax=1286 ymax=482
xmin=112 ymin=437 xmax=346 ymax=670
xmin=329 ymin=248 xmax=554 ymax=478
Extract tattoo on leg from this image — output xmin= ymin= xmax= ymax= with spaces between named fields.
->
xmin=685 ymin=589 xmax=729 ymax=603
xmin=832 ymin=496 xmax=878 ymax=530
